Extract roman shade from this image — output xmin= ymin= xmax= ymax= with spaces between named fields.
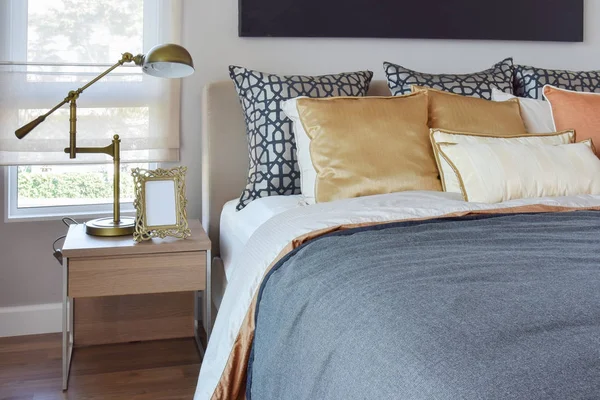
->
xmin=0 ymin=0 xmax=183 ymax=165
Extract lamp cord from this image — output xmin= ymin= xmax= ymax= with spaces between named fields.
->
xmin=61 ymin=217 xmax=79 ymax=227
xmin=52 ymin=217 xmax=80 ymax=265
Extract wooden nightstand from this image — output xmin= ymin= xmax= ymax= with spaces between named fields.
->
xmin=60 ymin=219 xmax=211 ymax=391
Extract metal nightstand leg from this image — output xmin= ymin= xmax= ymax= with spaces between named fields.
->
xmin=62 ymin=258 xmax=74 ymax=391
xmin=194 ymin=291 xmax=203 ymax=358
xmin=194 ymin=250 xmax=212 ymax=357
xmin=205 ymin=249 xmax=212 ymax=339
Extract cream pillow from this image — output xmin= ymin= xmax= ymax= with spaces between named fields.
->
xmin=430 ymin=129 xmax=575 ymax=193
xmin=491 ymin=88 xmax=555 ymax=133
xmin=437 ymin=140 xmax=600 ymax=203
xmin=282 ymin=96 xmax=316 ymax=201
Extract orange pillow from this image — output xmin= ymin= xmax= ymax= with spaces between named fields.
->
xmin=544 ymin=85 xmax=600 ymax=155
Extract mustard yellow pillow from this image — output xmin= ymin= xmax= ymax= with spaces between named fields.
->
xmin=296 ymin=93 xmax=441 ymax=203
xmin=412 ymin=86 xmax=527 ymax=135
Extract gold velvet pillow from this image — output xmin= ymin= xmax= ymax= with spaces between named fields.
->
xmin=296 ymin=93 xmax=442 ymax=203
xmin=412 ymin=86 xmax=527 ymax=135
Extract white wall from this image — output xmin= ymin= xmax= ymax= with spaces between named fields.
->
xmin=0 ymin=171 xmax=64 ymax=307
xmin=2 ymin=0 xmax=600 ymax=310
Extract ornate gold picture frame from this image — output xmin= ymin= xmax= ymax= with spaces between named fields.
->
xmin=131 ymin=167 xmax=191 ymax=242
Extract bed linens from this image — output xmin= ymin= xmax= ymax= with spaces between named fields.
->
xmin=430 ymin=129 xmax=575 ymax=193
xmin=514 ymin=64 xmax=600 ymax=99
xmin=295 ymin=94 xmax=441 ymax=203
xmin=438 ymin=141 xmax=600 ymax=203
xmin=194 ymin=191 xmax=600 ymax=400
xmin=219 ymin=195 xmax=307 ymax=279
xmin=412 ymin=86 xmax=527 ymax=135
xmin=544 ymin=85 xmax=600 ymax=155
xmin=250 ymin=211 xmax=600 ymax=399
xmin=229 ymin=66 xmax=373 ymax=210
xmin=281 ymin=96 xmax=316 ymax=200
xmin=384 ymin=58 xmax=514 ymax=98
xmin=491 ymin=88 xmax=554 ymax=133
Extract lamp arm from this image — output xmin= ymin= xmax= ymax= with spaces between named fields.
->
xmin=75 ymin=52 xmax=138 ymax=95
xmin=14 ymin=52 xmax=141 ymax=140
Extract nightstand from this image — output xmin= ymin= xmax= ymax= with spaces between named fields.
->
xmin=60 ymin=219 xmax=211 ymax=391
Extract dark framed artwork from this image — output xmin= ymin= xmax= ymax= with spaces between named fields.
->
xmin=239 ymin=0 xmax=584 ymax=42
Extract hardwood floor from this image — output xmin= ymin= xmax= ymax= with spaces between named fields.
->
xmin=0 ymin=334 xmax=201 ymax=400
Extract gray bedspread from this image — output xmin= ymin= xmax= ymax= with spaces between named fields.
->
xmin=248 ymin=211 xmax=600 ymax=400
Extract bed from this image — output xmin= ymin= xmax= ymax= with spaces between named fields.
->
xmin=198 ymin=80 xmax=600 ymax=399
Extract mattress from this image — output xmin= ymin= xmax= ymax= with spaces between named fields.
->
xmin=219 ymin=195 xmax=307 ymax=280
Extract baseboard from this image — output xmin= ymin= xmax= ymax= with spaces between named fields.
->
xmin=0 ymin=303 xmax=62 ymax=338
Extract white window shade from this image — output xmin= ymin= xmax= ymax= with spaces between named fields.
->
xmin=0 ymin=0 xmax=183 ymax=165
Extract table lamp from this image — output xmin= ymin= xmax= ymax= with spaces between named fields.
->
xmin=14 ymin=43 xmax=194 ymax=237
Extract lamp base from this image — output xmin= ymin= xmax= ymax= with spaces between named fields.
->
xmin=85 ymin=217 xmax=135 ymax=237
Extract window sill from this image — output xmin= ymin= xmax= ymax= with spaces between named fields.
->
xmin=5 ymin=208 xmax=136 ymax=224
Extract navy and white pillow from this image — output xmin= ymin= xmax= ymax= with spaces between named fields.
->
xmin=514 ymin=65 xmax=600 ymax=100
xmin=383 ymin=58 xmax=514 ymax=99
xmin=229 ymin=66 xmax=373 ymax=211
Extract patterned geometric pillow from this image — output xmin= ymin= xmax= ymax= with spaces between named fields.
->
xmin=514 ymin=64 xmax=600 ymax=100
xmin=229 ymin=66 xmax=374 ymax=211
xmin=383 ymin=58 xmax=514 ymax=99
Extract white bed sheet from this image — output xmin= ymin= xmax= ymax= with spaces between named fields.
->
xmin=196 ymin=191 xmax=600 ymax=399
xmin=219 ymin=195 xmax=307 ymax=280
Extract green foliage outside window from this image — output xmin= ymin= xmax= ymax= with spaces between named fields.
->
xmin=18 ymin=170 xmax=135 ymax=200
xmin=27 ymin=0 xmax=144 ymax=64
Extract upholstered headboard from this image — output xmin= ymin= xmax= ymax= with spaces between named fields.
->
xmin=201 ymin=80 xmax=391 ymax=255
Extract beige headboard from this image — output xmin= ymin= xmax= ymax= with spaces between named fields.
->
xmin=201 ymin=80 xmax=391 ymax=255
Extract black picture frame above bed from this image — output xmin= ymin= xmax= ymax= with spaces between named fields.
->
xmin=239 ymin=0 xmax=584 ymax=42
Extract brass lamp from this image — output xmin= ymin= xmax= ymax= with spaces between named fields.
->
xmin=15 ymin=43 xmax=194 ymax=237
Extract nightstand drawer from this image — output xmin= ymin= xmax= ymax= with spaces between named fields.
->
xmin=68 ymin=252 xmax=206 ymax=297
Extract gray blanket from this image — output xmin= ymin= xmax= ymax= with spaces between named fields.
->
xmin=248 ymin=211 xmax=600 ymax=400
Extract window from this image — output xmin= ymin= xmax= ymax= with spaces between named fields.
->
xmin=1 ymin=0 xmax=183 ymax=220
xmin=6 ymin=162 xmax=157 ymax=220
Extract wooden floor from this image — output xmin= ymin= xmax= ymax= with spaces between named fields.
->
xmin=0 ymin=334 xmax=201 ymax=400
